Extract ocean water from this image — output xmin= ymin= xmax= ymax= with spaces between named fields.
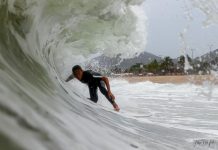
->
xmin=0 ymin=0 xmax=218 ymax=150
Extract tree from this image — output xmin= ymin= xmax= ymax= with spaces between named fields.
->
xmin=177 ymin=55 xmax=185 ymax=74
xmin=146 ymin=59 xmax=159 ymax=74
xmin=160 ymin=57 xmax=174 ymax=74
xmin=129 ymin=63 xmax=143 ymax=74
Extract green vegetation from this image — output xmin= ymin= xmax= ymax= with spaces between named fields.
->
xmin=127 ymin=55 xmax=212 ymax=76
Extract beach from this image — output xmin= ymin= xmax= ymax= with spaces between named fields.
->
xmin=121 ymin=75 xmax=218 ymax=85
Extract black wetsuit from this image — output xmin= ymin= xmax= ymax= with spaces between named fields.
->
xmin=80 ymin=70 xmax=114 ymax=105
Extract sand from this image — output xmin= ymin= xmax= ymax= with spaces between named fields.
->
xmin=119 ymin=75 xmax=218 ymax=85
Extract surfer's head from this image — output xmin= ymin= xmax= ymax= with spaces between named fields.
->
xmin=72 ymin=65 xmax=83 ymax=80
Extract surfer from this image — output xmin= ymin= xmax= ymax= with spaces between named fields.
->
xmin=65 ymin=65 xmax=120 ymax=111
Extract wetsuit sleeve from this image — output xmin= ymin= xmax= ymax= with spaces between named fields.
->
xmin=92 ymin=73 xmax=103 ymax=82
xmin=87 ymin=71 xmax=103 ymax=83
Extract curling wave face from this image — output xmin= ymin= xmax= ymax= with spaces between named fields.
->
xmin=0 ymin=0 xmax=148 ymax=149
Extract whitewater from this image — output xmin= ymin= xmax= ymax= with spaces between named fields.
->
xmin=0 ymin=0 xmax=218 ymax=150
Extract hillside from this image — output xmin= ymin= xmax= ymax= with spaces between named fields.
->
xmin=88 ymin=51 xmax=160 ymax=70
xmin=196 ymin=49 xmax=218 ymax=65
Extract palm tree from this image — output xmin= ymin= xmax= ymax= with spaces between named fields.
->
xmin=177 ymin=55 xmax=185 ymax=73
xmin=160 ymin=57 xmax=174 ymax=74
xmin=146 ymin=59 xmax=159 ymax=74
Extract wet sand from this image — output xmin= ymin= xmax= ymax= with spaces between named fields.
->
xmin=120 ymin=75 xmax=218 ymax=85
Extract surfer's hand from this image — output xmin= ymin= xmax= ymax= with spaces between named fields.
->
xmin=108 ymin=91 xmax=115 ymax=100
xmin=113 ymin=103 xmax=120 ymax=112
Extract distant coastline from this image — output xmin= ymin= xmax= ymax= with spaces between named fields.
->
xmin=112 ymin=74 xmax=218 ymax=85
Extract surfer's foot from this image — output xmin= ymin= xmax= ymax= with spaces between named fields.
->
xmin=113 ymin=103 xmax=120 ymax=112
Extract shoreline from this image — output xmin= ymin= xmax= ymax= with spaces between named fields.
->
xmin=113 ymin=75 xmax=218 ymax=85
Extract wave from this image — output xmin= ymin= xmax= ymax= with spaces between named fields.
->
xmin=0 ymin=0 xmax=148 ymax=149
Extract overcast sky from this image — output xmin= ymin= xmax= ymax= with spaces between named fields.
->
xmin=144 ymin=0 xmax=218 ymax=58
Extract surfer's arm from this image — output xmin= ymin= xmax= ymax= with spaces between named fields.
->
xmin=102 ymin=76 xmax=115 ymax=100
xmin=102 ymin=76 xmax=111 ymax=92
xmin=65 ymin=74 xmax=74 ymax=82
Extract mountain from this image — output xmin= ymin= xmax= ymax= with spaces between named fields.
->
xmin=196 ymin=49 xmax=218 ymax=64
xmin=119 ymin=52 xmax=161 ymax=69
xmin=87 ymin=51 xmax=161 ymax=70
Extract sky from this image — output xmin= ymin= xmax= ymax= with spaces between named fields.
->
xmin=144 ymin=0 xmax=218 ymax=58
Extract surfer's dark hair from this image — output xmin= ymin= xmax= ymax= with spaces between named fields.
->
xmin=72 ymin=65 xmax=82 ymax=73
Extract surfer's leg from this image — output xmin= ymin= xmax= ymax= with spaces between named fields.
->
xmin=98 ymin=81 xmax=115 ymax=105
xmin=88 ymin=85 xmax=98 ymax=103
